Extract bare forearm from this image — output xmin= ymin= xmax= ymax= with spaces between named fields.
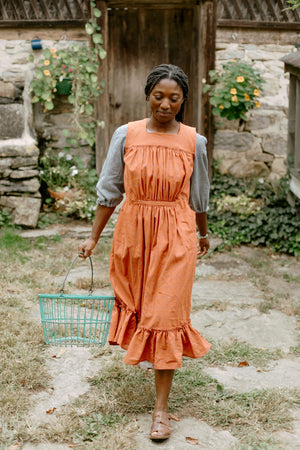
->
xmin=196 ymin=212 xmax=208 ymax=236
xmin=78 ymin=204 xmax=115 ymax=258
xmin=90 ymin=204 xmax=116 ymax=242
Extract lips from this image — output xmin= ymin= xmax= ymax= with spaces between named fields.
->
xmin=157 ymin=111 xmax=171 ymax=116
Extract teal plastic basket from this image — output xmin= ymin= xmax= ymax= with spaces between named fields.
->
xmin=39 ymin=256 xmax=115 ymax=347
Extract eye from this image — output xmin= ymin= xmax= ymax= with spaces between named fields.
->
xmin=154 ymin=96 xmax=162 ymax=100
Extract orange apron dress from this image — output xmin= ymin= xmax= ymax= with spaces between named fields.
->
xmin=108 ymin=119 xmax=210 ymax=369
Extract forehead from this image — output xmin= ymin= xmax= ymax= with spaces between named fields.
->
xmin=152 ymin=78 xmax=183 ymax=95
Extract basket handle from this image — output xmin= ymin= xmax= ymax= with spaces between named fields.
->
xmin=60 ymin=255 xmax=94 ymax=295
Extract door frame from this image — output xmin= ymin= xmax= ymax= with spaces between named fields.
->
xmin=95 ymin=0 xmax=216 ymax=177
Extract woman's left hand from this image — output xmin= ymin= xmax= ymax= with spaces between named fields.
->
xmin=197 ymin=237 xmax=209 ymax=257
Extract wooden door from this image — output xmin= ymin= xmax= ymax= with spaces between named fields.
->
xmin=96 ymin=1 xmax=216 ymax=173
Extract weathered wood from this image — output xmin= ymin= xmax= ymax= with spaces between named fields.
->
xmin=107 ymin=0 xmax=200 ymax=6
xmin=0 ymin=27 xmax=87 ymax=39
xmin=295 ymin=79 xmax=300 ymax=168
xmin=217 ymin=28 xmax=300 ymax=45
xmin=287 ymin=74 xmax=296 ymax=166
xmin=0 ymin=20 xmax=87 ymax=28
xmin=14 ymin=0 xmax=29 ymax=20
xmin=95 ymin=1 xmax=109 ymax=174
xmin=199 ymin=0 xmax=217 ymax=178
xmin=218 ymin=19 xmax=300 ymax=30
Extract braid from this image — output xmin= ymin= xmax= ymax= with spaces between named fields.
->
xmin=144 ymin=64 xmax=189 ymax=123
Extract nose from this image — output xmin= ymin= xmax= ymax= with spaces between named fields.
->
xmin=160 ymin=98 xmax=170 ymax=110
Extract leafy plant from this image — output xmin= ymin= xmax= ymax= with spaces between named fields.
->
xmin=0 ymin=208 xmax=12 ymax=228
xmin=39 ymin=149 xmax=98 ymax=220
xmin=283 ymin=0 xmax=300 ymax=11
xmin=29 ymin=1 xmax=106 ymax=149
xmin=204 ymin=60 xmax=264 ymax=121
xmin=208 ymin=171 xmax=300 ymax=256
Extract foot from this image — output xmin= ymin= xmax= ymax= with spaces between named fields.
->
xmin=150 ymin=411 xmax=171 ymax=440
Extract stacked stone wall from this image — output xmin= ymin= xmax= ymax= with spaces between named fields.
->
xmin=214 ymin=28 xmax=300 ymax=180
xmin=0 ymin=30 xmax=88 ymax=226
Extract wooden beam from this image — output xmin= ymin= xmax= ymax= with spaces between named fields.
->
xmin=39 ymin=0 xmax=51 ymax=19
xmin=254 ymin=0 xmax=268 ymax=21
xmin=199 ymin=0 xmax=217 ymax=179
xmin=0 ymin=0 xmax=9 ymax=20
xmin=95 ymin=1 xmax=109 ymax=174
xmin=60 ymin=0 xmax=74 ymax=19
xmin=217 ymin=19 xmax=300 ymax=30
xmin=243 ymin=0 xmax=256 ymax=21
xmin=27 ymin=0 xmax=41 ymax=19
xmin=264 ymin=0 xmax=281 ymax=21
xmin=0 ymin=20 xmax=87 ymax=28
xmin=295 ymin=79 xmax=300 ymax=168
xmin=13 ymin=0 xmax=29 ymax=20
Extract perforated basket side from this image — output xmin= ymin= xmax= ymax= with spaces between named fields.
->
xmin=38 ymin=294 xmax=115 ymax=347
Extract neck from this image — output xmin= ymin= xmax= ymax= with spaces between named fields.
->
xmin=147 ymin=116 xmax=179 ymax=134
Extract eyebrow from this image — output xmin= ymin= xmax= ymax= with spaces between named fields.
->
xmin=153 ymin=90 xmax=181 ymax=96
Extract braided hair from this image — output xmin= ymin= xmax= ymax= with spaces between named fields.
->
xmin=144 ymin=64 xmax=189 ymax=123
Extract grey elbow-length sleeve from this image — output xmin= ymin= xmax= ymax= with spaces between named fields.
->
xmin=96 ymin=124 xmax=127 ymax=207
xmin=189 ymin=134 xmax=210 ymax=213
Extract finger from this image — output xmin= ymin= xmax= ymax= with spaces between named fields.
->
xmin=197 ymin=248 xmax=207 ymax=258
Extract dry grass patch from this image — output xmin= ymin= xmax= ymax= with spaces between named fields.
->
xmin=27 ymin=352 xmax=299 ymax=448
xmin=200 ymin=339 xmax=282 ymax=369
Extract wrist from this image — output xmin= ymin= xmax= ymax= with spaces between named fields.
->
xmin=198 ymin=233 xmax=208 ymax=239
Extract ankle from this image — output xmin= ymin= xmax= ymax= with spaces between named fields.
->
xmin=154 ymin=402 xmax=168 ymax=414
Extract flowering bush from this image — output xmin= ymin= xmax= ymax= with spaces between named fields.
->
xmin=39 ymin=149 xmax=98 ymax=220
xmin=29 ymin=43 xmax=105 ymax=147
xmin=204 ymin=60 xmax=264 ymax=121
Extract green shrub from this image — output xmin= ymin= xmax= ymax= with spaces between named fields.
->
xmin=208 ymin=172 xmax=300 ymax=256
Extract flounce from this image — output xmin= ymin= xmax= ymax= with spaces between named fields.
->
xmin=109 ymin=303 xmax=210 ymax=370
xmin=108 ymin=302 xmax=137 ymax=349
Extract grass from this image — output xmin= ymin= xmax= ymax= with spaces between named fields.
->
xmin=201 ymin=339 xmax=282 ymax=369
xmin=0 ymin=224 xmax=299 ymax=449
xmin=30 ymin=353 xmax=299 ymax=448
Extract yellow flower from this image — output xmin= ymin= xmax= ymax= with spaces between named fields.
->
xmin=50 ymin=48 xmax=55 ymax=53
xmin=230 ymin=88 xmax=237 ymax=95
xmin=231 ymin=95 xmax=238 ymax=103
xmin=44 ymin=70 xmax=50 ymax=76
xmin=256 ymin=101 xmax=260 ymax=108
xmin=231 ymin=59 xmax=236 ymax=62
xmin=236 ymin=76 xmax=244 ymax=83
xmin=52 ymin=54 xmax=57 ymax=58
xmin=254 ymin=89 xmax=260 ymax=96
xmin=44 ymin=60 xmax=50 ymax=66
xmin=244 ymin=93 xmax=250 ymax=101
xmin=219 ymin=105 xmax=224 ymax=110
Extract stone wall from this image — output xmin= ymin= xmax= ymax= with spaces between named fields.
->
xmin=0 ymin=28 xmax=88 ymax=227
xmin=213 ymin=28 xmax=300 ymax=180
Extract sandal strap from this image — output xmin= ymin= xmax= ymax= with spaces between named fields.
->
xmin=151 ymin=411 xmax=171 ymax=434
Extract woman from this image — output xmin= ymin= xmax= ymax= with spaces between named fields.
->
xmin=79 ymin=64 xmax=210 ymax=441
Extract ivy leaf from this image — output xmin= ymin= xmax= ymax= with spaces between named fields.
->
xmin=28 ymin=54 xmax=34 ymax=63
xmin=85 ymin=23 xmax=94 ymax=35
xmin=99 ymin=48 xmax=107 ymax=60
xmin=92 ymin=34 xmax=103 ymax=44
xmin=44 ymin=101 xmax=54 ymax=110
xmin=93 ymin=8 xmax=102 ymax=18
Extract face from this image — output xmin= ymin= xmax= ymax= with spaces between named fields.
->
xmin=148 ymin=78 xmax=184 ymax=123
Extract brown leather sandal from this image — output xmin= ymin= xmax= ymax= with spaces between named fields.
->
xmin=150 ymin=411 xmax=171 ymax=440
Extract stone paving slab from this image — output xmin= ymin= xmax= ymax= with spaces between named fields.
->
xmin=22 ymin=445 xmax=70 ymax=450
xmin=196 ymin=253 xmax=252 ymax=278
xmin=192 ymin=308 xmax=298 ymax=352
xmin=29 ymin=347 xmax=102 ymax=425
xmin=192 ymin=280 xmax=265 ymax=306
xmin=273 ymin=409 xmax=300 ymax=450
xmin=204 ymin=358 xmax=300 ymax=393
xmin=133 ymin=416 xmax=237 ymax=449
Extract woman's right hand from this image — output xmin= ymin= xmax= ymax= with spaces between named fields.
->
xmin=78 ymin=237 xmax=98 ymax=259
